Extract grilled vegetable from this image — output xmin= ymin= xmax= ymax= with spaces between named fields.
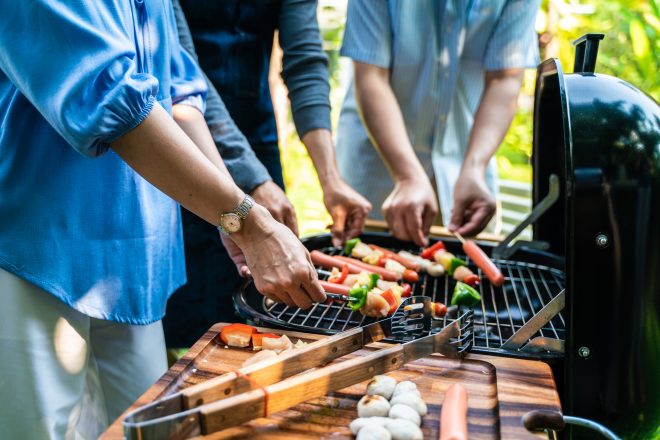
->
xmin=344 ymin=237 xmax=361 ymax=256
xmin=452 ymin=265 xmax=479 ymax=286
xmin=262 ymin=334 xmax=293 ymax=353
xmin=421 ymin=240 xmax=446 ymax=260
xmin=463 ymin=273 xmax=480 ymax=287
xmin=328 ymin=264 xmax=349 ymax=284
xmin=384 ymin=258 xmax=406 ymax=278
xmin=220 ymin=323 xmax=257 ymax=347
xmin=431 ymin=302 xmax=448 ymax=318
xmin=368 ymin=244 xmax=421 ymax=271
xmin=362 ymin=251 xmax=384 ymax=266
xmin=351 ymin=240 xmax=374 ymax=259
xmin=426 ymin=263 xmax=445 ymax=277
xmin=335 ymin=255 xmax=400 ymax=281
xmin=361 ymin=290 xmax=391 ymax=318
xmin=401 ymin=283 xmax=412 ymax=297
xmin=349 ymin=273 xmax=381 ymax=311
xmin=451 ymin=282 xmax=481 ymax=307
xmin=380 ymin=289 xmax=400 ymax=315
xmin=398 ymin=250 xmax=432 ymax=272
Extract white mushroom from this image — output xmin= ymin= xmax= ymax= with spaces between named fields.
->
xmin=388 ymin=404 xmax=421 ymax=426
xmin=390 ymin=392 xmax=427 ymax=416
xmin=349 ymin=417 xmax=391 ymax=434
xmin=366 ymin=375 xmax=397 ymax=400
xmin=356 ymin=424 xmax=392 ymax=440
xmin=384 ymin=419 xmax=424 ymax=440
xmin=357 ymin=394 xmax=391 ymax=417
xmin=426 ymin=263 xmax=445 ymax=277
xmin=392 ymin=381 xmax=420 ymax=397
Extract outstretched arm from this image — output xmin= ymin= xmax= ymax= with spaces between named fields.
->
xmin=353 ymin=61 xmax=438 ymax=246
xmin=448 ymin=69 xmax=524 ymax=236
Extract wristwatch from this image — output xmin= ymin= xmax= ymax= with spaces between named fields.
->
xmin=217 ymin=195 xmax=255 ymax=235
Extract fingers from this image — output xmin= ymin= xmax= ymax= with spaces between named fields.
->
xmin=344 ymin=208 xmax=368 ymax=243
xmin=404 ymin=205 xmax=425 ymax=246
xmin=330 ymin=208 xmax=347 ymax=247
xmin=421 ymin=204 xmax=436 ymax=238
xmin=448 ymin=198 xmax=467 ymax=233
xmin=456 ymin=204 xmax=494 ymax=236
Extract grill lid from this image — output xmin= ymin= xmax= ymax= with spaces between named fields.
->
xmin=533 ymin=33 xmax=660 ymax=437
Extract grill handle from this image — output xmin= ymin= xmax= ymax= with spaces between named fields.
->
xmin=523 ymin=410 xmax=621 ymax=440
xmin=573 ymin=33 xmax=604 ymax=74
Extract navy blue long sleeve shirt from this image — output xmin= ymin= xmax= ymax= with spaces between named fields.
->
xmin=174 ymin=0 xmax=331 ymax=192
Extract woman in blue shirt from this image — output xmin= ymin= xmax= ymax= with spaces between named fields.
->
xmin=0 ymin=1 xmax=324 ymax=438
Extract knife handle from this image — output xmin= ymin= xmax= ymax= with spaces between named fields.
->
xmin=198 ymin=344 xmax=405 ymax=434
xmin=181 ymin=325 xmax=366 ymax=409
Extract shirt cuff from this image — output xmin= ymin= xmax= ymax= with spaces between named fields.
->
xmin=225 ymin=155 xmax=272 ymax=193
xmin=173 ymin=93 xmax=206 ymax=115
xmin=340 ymin=46 xmax=390 ymax=69
xmin=292 ymin=103 xmax=332 ymax=139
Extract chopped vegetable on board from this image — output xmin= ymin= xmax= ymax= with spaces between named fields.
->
xmin=220 ymin=323 xmax=257 ymax=347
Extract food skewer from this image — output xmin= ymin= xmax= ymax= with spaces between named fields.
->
xmin=453 ymin=232 xmax=505 ymax=287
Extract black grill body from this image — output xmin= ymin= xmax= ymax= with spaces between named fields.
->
xmin=533 ymin=34 xmax=660 ymax=438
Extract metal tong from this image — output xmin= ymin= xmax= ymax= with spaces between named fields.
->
xmin=123 ymin=296 xmax=469 ymax=439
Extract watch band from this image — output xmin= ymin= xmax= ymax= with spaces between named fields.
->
xmin=234 ymin=194 xmax=255 ymax=219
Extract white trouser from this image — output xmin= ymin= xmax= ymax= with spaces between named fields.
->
xmin=0 ymin=267 xmax=168 ymax=440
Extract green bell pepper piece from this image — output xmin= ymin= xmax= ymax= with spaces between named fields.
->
xmin=344 ymin=238 xmax=361 ymax=256
xmin=368 ymin=273 xmax=380 ymax=289
xmin=451 ymin=281 xmax=481 ymax=307
xmin=348 ymin=285 xmax=368 ymax=311
xmin=447 ymin=257 xmax=468 ymax=276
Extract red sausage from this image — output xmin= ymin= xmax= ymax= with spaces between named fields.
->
xmin=319 ymin=280 xmax=351 ymax=295
xmin=440 ymin=383 xmax=468 ymax=440
xmin=367 ymin=244 xmax=421 ymax=271
xmin=333 ymin=255 xmax=400 ymax=281
xmin=310 ymin=251 xmax=362 ymax=274
xmin=462 ymin=241 xmax=505 ymax=287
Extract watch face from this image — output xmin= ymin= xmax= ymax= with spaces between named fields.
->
xmin=220 ymin=213 xmax=242 ymax=233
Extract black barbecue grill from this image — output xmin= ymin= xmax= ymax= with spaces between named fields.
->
xmin=233 ymin=34 xmax=660 ymax=438
xmin=235 ymin=232 xmax=566 ymax=360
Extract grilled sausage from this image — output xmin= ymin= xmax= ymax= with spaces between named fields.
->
xmin=319 ymin=280 xmax=351 ymax=295
xmin=368 ymin=244 xmax=421 ymax=271
xmin=310 ymin=250 xmax=362 ymax=274
xmin=462 ymin=241 xmax=504 ymax=287
xmin=440 ymin=383 xmax=468 ymax=440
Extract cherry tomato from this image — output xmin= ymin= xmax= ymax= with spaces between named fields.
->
xmin=402 ymin=269 xmax=419 ymax=283
xmin=401 ymin=283 xmax=412 ymax=298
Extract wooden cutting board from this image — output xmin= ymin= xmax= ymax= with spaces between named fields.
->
xmin=102 ymin=324 xmax=561 ymax=439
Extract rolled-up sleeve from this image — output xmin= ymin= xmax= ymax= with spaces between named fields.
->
xmin=168 ymin=1 xmax=207 ymax=114
xmin=483 ymin=0 xmax=540 ymax=70
xmin=340 ymin=0 xmax=392 ymax=68
xmin=0 ymin=1 xmax=159 ymax=157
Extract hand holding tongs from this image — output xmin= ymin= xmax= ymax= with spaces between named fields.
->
xmin=123 ymin=296 xmax=470 ymax=439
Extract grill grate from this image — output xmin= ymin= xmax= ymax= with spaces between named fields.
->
xmin=235 ymin=237 xmax=565 ymax=359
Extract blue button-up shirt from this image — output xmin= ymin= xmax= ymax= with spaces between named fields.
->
xmin=0 ymin=0 xmax=207 ymax=324
xmin=336 ymin=0 xmax=539 ymax=223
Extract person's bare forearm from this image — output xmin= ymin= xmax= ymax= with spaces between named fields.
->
xmin=353 ymin=61 xmax=426 ymax=182
xmin=462 ymin=69 xmax=524 ymax=174
xmin=111 ymin=103 xmax=247 ymax=229
xmin=301 ymin=128 xmax=341 ymax=188
xmin=172 ymin=104 xmax=231 ymax=178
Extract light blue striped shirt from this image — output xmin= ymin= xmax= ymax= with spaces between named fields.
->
xmin=336 ymin=0 xmax=539 ymax=224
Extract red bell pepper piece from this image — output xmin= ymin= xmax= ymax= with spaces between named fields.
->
xmin=421 ymin=240 xmax=446 ymax=260
xmin=401 ymin=283 xmax=412 ymax=298
xmin=328 ymin=264 xmax=349 ymax=284
xmin=380 ymin=289 xmax=399 ymax=315
xmin=463 ymin=274 xmax=480 ymax=287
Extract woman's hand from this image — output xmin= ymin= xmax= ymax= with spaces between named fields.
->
xmin=229 ymin=204 xmax=325 ymax=309
xmin=382 ymin=176 xmax=438 ymax=246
